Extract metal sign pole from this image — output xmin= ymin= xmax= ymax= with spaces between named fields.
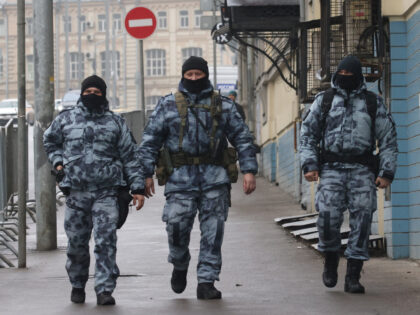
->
xmin=17 ymin=0 xmax=27 ymax=268
xmin=139 ymin=39 xmax=145 ymax=128
xmin=212 ymin=0 xmax=217 ymax=87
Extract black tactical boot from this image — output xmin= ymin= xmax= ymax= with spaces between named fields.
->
xmin=171 ymin=268 xmax=188 ymax=294
xmin=96 ymin=292 xmax=116 ymax=305
xmin=322 ymin=251 xmax=340 ymax=288
xmin=344 ymin=259 xmax=365 ymax=294
xmin=71 ymin=287 xmax=85 ymax=304
xmin=197 ymin=282 xmax=222 ymax=300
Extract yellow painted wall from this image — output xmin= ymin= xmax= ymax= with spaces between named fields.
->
xmin=383 ymin=0 xmax=419 ymax=18
xmin=259 ymin=66 xmax=299 ymax=146
xmin=305 ymin=1 xmax=321 ymax=21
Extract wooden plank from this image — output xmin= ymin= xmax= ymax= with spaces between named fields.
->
xmin=291 ymin=226 xmax=318 ymax=236
xmin=274 ymin=213 xmax=318 ymax=225
xmin=301 ymin=232 xmax=319 ymax=241
xmin=300 ymin=227 xmax=351 ymax=241
xmin=311 ymin=235 xmax=383 ymax=250
xmin=282 ymin=218 xmax=317 ymax=229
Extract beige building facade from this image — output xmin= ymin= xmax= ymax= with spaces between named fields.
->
xmin=0 ymin=0 xmax=235 ymax=110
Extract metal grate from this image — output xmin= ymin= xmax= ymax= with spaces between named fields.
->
xmin=234 ymin=31 xmax=298 ymax=90
xmin=331 ymin=0 xmax=344 ymax=17
xmin=344 ymin=0 xmax=373 ymax=56
xmin=343 ymin=0 xmax=384 ymax=82
xmin=305 ymin=27 xmax=323 ymax=98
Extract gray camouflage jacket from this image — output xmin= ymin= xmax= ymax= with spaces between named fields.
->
xmin=43 ymin=101 xmax=144 ymax=192
xmin=139 ymin=81 xmax=258 ymax=195
xmin=299 ymin=76 xmax=398 ymax=180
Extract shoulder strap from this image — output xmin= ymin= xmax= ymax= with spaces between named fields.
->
xmin=320 ymin=88 xmax=336 ymax=131
xmin=364 ymin=90 xmax=378 ymax=124
xmin=364 ymin=90 xmax=378 ymax=144
xmin=175 ymin=92 xmax=188 ymax=151
xmin=209 ymin=91 xmax=222 ymax=151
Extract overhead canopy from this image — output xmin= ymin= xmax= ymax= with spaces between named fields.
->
xmin=227 ymin=0 xmax=299 ymax=6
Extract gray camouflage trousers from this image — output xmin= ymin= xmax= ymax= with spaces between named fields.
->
xmin=163 ymin=185 xmax=230 ymax=283
xmin=315 ymin=167 xmax=377 ymax=260
xmin=64 ymin=188 xmax=120 ymax=294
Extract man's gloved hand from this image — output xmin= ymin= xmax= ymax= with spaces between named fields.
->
xmin=51 ymin=164 xmax=70 ymax=196
xmin=56 ymin=169 xmax=65 ymax=183
xmin=60 ymin=187 xmax=70 ymax=196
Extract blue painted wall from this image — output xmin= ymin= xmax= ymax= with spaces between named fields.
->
xmin=276 ymin=126 xmax=301 ymax=200
xmin=261 ymin=142 xmax=276 ymax=182
xmin=260 ymin=125 xmax=301 ymax=201
xmin=387 ymin=10 xmax=420 ymax=259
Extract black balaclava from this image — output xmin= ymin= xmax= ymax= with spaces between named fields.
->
xmin=335 ymin=55 xmax=363 ymax=93
xmin=181 ymin=56 xmax=210 ymax=94
xmin=80 ymin=75 xmax=107 ymax=111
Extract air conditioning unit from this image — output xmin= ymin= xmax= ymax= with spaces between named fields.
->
xmin=87 ymin=34 xmax=94 ymax=42
xmin=86 ymin=52 xmax=92 ymax=59
xmin=86 ymin=21 xmax=95 ymax=29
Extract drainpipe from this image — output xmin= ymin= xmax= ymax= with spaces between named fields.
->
xmin=3 ymin=7 xmax=9 ymax=98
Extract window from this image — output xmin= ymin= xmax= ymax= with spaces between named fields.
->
xmin=157 ymin=11 xmax=167 ymax=29
xmin=98 ymin=14 xmax=106 ymax=32
xmin=26 ymin=17 xmax=34 ymax=36
xmin=62 ymin=15 xmax=71 ymax=33
xmin=0 ymin=19 xmax=5 ymax=36
xmin=100 ymin=51 xmax=120 ymax=78
xmin=26 ymin=55 xmax=34 ymax=81
xmin=180 ymin=10 xmax=188 ymax=28
xmin=194 ymin=10 xmax=202 ymax=28
xmin=80 ymin=15 xmax=86 ymax=33
xmin=0 ymin=49 xmax=3 ymax=79
xmin=113 ymin=14 xmax=121 ymax=32
xmin=146 ymin=49 xmax=166 ymax=76
xmin=146 ymin=96 xmax=161 ymax=110
xmin=70 ymin=52 xmax=84 ymax=80
xmin=182 ymin=47 xmax=203 ymax=62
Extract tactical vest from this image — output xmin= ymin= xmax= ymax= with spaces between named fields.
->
xmin=155 ymin=91 xmax=238 ymax=186
xmin=319 ymin=88 xmax=379 ymax=175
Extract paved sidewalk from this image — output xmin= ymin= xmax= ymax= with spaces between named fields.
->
xmin=1 ymin=176 xmax=420 ymax=315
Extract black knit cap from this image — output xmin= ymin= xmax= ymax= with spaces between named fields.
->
xmin=182 ymin=56 xmax=209 ymax=77
xmin=337 ymin=55 xmax=363 ymax=80
xmin=81 ymin=75 xmax=107 ymax=97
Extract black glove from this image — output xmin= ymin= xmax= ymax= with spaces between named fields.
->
xmin=59 ymin=186 xmax=70 ymax=196
xmin=56 ymin=169 xmax=65 ymax=183
xmin=117 ymin=186 xmax=133 ymax=229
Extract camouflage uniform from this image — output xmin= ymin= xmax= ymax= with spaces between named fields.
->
xmin=299 ymin=77 xmax=397 ymax=260
xmin=139 ymin=81 xmax=257 ymax=283
xmin=43 ymin=101 xmax=144 ymax=294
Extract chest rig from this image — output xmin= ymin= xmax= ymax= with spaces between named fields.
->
xmin=155 ymin=91 xmax=238 ymax=186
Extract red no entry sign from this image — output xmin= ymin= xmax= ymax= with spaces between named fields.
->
xmin=125 ymin=7 xmax=156 ymax=39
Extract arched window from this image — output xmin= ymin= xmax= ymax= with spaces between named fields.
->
xmin=146 ymin=49 xmax=166 ymax=76
xmin=182 ymin=47 xmax=203 ymax=62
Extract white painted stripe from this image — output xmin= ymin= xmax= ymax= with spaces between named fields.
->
xmin=128 ymin=18 xmax=153 ymax=28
